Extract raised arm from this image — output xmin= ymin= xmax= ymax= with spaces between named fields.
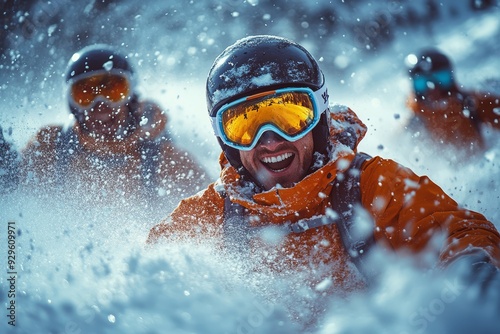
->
xmin=360 ymin=156 xmax=500 ymax=269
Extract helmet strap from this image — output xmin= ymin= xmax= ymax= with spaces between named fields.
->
xmin=310 ymin=111 xmax=329 ymax=168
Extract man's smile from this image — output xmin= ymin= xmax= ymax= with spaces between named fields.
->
xmin=260 ymin=152 xmax=295 ymax=172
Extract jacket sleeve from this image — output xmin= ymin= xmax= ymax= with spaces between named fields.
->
xmin=19 ymin=126 xmax=62 ymax=184
xmin=146 ymin=182 xmax=225 ymax=244
xmin=156 ymin=140 xmax=210 ymax=193
xmin=360 ymin=156 xmax=500 ymax=269
xmin=139 ymin=100 xmax=211 ymax=196
xmin=474 ymin=91 xmax=500 ymax=129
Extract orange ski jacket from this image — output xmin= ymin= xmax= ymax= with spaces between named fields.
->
xmin=20 ymin=100 xmax=208 ymax=203
xmin=148 ymin=105 xmax=500 ymax=289
xmin=406 ymin=90 xmax=500 ymax=153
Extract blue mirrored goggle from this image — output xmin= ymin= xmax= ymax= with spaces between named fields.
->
xmin=412 ymin=70 xmax=454 ymax=95
xmin=210 ymin=86 xmax=329 ymax=151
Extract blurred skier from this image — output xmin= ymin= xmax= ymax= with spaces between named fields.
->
xmin=405 ymin=48 xmax=500 ymax=157
xmin=147 ymin=36 xmax=500 ymax=327
xmin=0 ymin=125 xmax=19 ymax=192
xmin=20 ymin=44 xmax=208 ymax=206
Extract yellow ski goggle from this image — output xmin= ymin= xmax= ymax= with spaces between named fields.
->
xmin=68 ymin=70 xmax=133 ymax=109
xmin=211 ymin=86 xmax=329 ymax=151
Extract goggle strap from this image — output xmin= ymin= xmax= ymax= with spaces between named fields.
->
xmin=210 ymin=116 xmax=222 ymax=138
xmin=313 ymin=85 xmax=329 ymax=114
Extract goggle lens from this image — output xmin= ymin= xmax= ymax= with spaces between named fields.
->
xmin=213 ymin=87 xmax=327 ymax=150
xmin=413 ymin=70 xmax=453 ymax=95
xmin=70 ymin=72 xmax=131 ymax=108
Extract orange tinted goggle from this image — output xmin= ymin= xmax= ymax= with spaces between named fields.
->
xmin=69 ymin=71 xmax=132 ymax=108
xmin=211 ymin=86 xmax=329 ymax=151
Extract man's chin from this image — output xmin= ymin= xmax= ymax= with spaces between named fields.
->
xmin=257 ymin=167 xmax=300 ymax=190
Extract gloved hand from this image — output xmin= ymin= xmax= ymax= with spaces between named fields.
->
xmin=445 ymin=251 xmax=500 ymax=306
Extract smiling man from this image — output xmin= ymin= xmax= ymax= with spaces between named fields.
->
xmin=147 ymin=35 xmax=500 ymax=326
xmin=20 ymin=44 xmax=207 ymax=205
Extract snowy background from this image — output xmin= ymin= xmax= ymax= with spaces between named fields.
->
xmin=1 ymin=0 xmax=500 ymax=333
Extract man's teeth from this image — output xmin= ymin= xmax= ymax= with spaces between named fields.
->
xmin=261 ymin=152 xmax=293 ymax=164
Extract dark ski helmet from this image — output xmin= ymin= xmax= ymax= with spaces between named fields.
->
xmin=65 ymin=44 xmax=136 ymax=120
xmin=206 ymin=35 xmax=330 ymax=169
xmin=66 ymin=44 xmax=134 ymax=82
xmin=406 ymin=48 xmax=456 ymax=95
xmin=406 ymin=48 xmax=452 ymax=76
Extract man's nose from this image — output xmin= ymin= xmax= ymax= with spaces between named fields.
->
xmin=258 ymin=130 xmax=286 ymax=146
xmin=90 ymin=102 xmax=116 ymax=119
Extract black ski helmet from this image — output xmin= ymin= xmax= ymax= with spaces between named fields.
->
xmin=65 ymin=44 xmax=136 ymax=119
xmin=206 ymin=35 xmax=330 ymax=169
xmin=406 ymin=48 xmax=456 ymax=92
xmin=66 ymin=44 xmax=134 ymax=82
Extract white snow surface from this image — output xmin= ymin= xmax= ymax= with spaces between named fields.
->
xmin=1 ymin=1 xmax=500 ymax=333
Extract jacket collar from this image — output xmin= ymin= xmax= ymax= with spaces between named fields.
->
xmin=218 ymin=105 xmax=367 ymax=220
xmin=73 ymin=102 xmax=167 ymax=157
